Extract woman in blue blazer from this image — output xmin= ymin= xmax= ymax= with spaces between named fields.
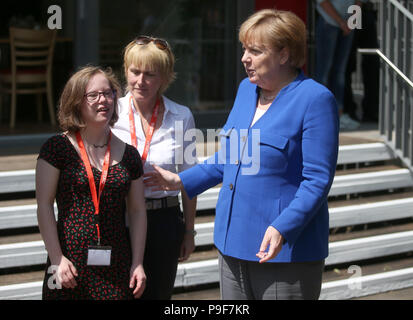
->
xmin=144 ymin=9 xmax=339 ymax=300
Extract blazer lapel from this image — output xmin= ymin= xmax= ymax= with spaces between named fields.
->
xmin=236 ymin=82 xmax=259 ymax=130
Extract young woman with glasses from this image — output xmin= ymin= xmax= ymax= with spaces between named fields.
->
xmin=111 ymin=36 xmax=197 ymax=300
xmin=36 ymin=66 xmax=147 ymax=299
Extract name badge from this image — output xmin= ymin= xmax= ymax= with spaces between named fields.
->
xmin=87 ymin=246 xmax=112 ymax=266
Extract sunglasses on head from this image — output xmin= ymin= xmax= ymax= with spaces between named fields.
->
xmin=135 ymin=36 xmax=169 ymax=50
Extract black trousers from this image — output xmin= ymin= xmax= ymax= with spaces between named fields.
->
xmin=140 ymin=205 xmax=185 ymax=300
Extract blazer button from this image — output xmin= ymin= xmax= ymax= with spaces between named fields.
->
xmin=229 ymin=183 xmax=233 ymax=190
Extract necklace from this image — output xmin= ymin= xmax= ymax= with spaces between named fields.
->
xmin=260 ymin=91 xmax=277 ymax=102
xmin=259 ymin=70 xmax=299 ymax=103
xmin=82 ymin=133 xmax=110 ymax=148
xmin=92 ymin=141 xmax=109 ymax=148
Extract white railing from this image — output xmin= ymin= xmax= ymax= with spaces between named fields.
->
xmin=360 ymin=0 xmax=413 ymax=170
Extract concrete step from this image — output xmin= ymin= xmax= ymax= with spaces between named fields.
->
xmin=1 ymin=166 xmax=412 ymax=230
xmin=2 ymin=137 xmax=412 ymax=300
xmin=2 ymin=189 xmax=413 ymax=268
xmin=171 ymin=254 xmax=413 ymax=300
xmin=0 ymin=142 xmax=396 ymax=194
xmin=3 ymin=252 xmax=413 ymax=300
xmin=173 ymin=285 xmax=413 ymax=300
xmin=2 ymin=222 xmax=413 ymax=287
xmin=3 ymin=189 xmax=413 ymax=231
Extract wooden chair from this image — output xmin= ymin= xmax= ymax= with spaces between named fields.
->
xmin=0 ymin=27 xmax=57 ymax=128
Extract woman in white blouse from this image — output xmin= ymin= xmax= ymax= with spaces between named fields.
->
xmin=112 ymin=36 xmax=197 ymax=300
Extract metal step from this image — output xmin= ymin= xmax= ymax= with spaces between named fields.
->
xmin=0 ymin=203 xmax=55 ymax=230
xmin=0 ymin=281 xmax=43 ymax=300
xmin=2 ymin=193 xmax=413 ymax=247
xmin=175 ymin=230 xmax=413 ymax=288
xmin=2 ymin=226 xmax=413 ymax=279
xmin=173 ymin=265 xmax=413 ymax=300
xmin=194 ymin=196 xmax=413 ymax=245
xmin=2 ymin=168 xmax=412 ymax=231
xmin=329 ymin=168 xmax=413 ymax=196
xmin=3 ymin=261 xmax=413 ymax=300
xmin=196 ymin=142 xmax=395 ymax=165
xmin=1 ymin=141 xmax=411 ymax=300
xmin=336 ymin=142 xmax=395 ymax=164
xmin=0 ymin=142 xmax=397 ymax=195
xmin=329 ymin=197 xmax=413 ymax=228
xmin=0 ymin=170 xmax=35 ymax=194
xmin=320 ymin=267 xmax=413 ymax=300
xmin=0 ymin=240 xmax=46 ymax=269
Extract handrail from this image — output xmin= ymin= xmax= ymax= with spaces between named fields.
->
xmin=359 ymin=0 xmax=413 ymax=171
xmin=389 ymin=0 xmax=413 ymax=22
xmin=357 ymin=48 xmax=413 ymax=88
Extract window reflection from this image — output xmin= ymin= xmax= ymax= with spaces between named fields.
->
xmin=99 ymin=0 xmax=237 ymax=112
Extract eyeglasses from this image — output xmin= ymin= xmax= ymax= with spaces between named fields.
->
xmin=84 ymin=90 xmax=115 ymax=103
xmin=135 ymin=36 xmax=169 ymax=51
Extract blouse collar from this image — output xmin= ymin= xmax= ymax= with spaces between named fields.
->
xmin=124 ymin=92 xmax=180 ymax=115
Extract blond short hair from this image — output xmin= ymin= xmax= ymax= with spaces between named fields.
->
xmin=123 ymin=38 xmax=176 ymax=95
xmin=57 ymin=66 xmax=121 ymax=132
xmin=239 ymin=9 xmax=306 ymax=68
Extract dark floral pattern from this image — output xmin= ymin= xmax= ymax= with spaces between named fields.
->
xmin=38 ymin=133 xmax=143 ymax=300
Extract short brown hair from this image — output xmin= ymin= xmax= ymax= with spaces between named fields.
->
xmin=57 ymin=66 xmax=121 ymax=132
xmin=123 ymin=37 xmax=176 ymax=95
xmin=239 ymin=9 xmax=307 ymax=68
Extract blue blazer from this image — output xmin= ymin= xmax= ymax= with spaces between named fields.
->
xmin=180 ymin=71 xmax=339 ymax=262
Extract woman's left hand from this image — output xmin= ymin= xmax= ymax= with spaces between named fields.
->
xmin=179 ymin=233 xmax=195 ymax=262
xmin=256 ymin=226 xmax=284 ymax=263
xmin=129 ymin=264 xmax=146 ymax=299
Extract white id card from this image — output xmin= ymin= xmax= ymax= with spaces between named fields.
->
xmin=87 ymin=246 xmax=112 ymax=266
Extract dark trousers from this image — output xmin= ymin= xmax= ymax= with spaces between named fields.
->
xmin=219 ymin=251 xmax=324 ymax=300
xmin=140 ymin=205 xmax=185 ymax=300
xmin=314 ymin=15 xmax=354 ymax=112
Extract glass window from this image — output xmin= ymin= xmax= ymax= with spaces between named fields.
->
xmin=99 ymin=0 xmax=238 ymax=113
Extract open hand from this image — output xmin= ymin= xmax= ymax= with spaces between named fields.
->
xmin=143 ymin=164 xmax=182 ymax=191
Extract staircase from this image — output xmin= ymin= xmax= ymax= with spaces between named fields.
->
xmin=1 ymin=131 xmax=413 ymax=300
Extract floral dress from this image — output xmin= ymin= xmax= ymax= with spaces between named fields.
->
xmin=38 ymin=134 xmax=143 ymax=300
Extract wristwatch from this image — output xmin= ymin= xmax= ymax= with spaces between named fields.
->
xmin=185 ymin=229 xmax=197 ymax=236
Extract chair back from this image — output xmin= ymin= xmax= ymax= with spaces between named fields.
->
xmin=9 ymin=27 xmax=57 ymax=77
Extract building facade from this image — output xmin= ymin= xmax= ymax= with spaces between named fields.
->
xmin=0 ymin=0 xmax=309 ymax=130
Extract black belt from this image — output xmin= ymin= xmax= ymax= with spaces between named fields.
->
xmin=145 ymin=196 xmax=180 ymax=211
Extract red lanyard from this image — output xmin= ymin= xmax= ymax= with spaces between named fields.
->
xmin=75 ymin=131 xmax=111 ymax=245
xmin=128 ymin=95 xmax=160 ymax=163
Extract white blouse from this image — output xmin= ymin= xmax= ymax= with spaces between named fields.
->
xmin=111 ymin=92 xmax=197 ymax=198
xmin=250 ymin=107 xmax=267 ymax=127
